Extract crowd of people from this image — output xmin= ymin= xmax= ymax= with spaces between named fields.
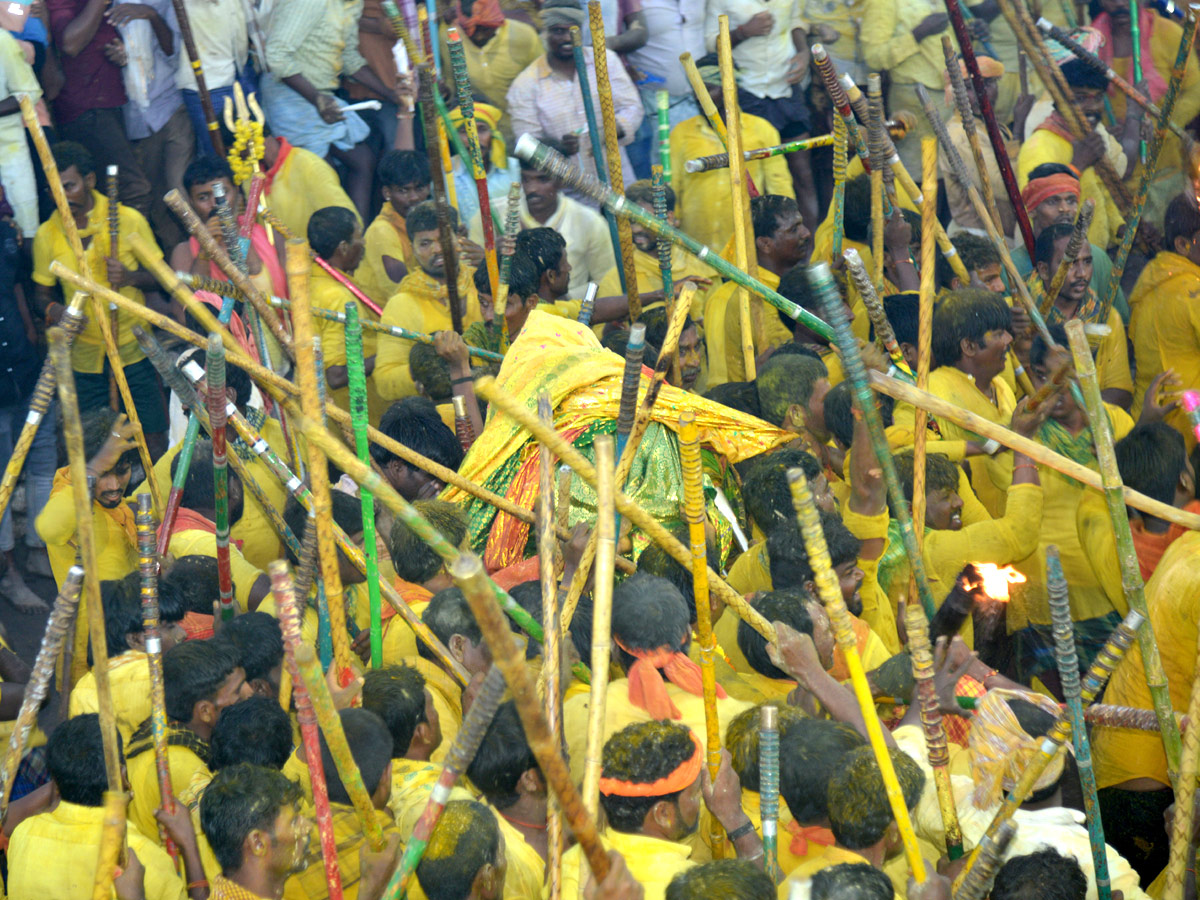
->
xmin=3 ymin=0 xmax=1200 ymax=895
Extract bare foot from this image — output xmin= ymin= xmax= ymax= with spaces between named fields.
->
xmin=1 ymin=567 xmax=49 ymax=613
xmin=21 ymin=548 xmax=53 ymax=580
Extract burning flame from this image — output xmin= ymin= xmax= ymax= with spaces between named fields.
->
xmin=972 ymin=564 xmax=1026 ymax=602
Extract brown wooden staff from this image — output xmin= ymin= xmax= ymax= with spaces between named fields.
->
xmin=94 ymin=790 xmax=129 ymax=900
xmin=942 ymin=38 xmax=1003 ymax=235
xmin=170 ymin=0 xmax=225 ymax=154
xmin=913 ymin=138 xmax=937 ymax=567
xmin=105 ymin=164 xmax=121 ymax=412
xmin=416 ymin=64 xmax=463 ymax=334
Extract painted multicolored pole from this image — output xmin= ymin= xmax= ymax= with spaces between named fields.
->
xmin=205 ymin=334 xmax=235 ymax=620
xmin=759 ymin=705 xmax=780 ymax=880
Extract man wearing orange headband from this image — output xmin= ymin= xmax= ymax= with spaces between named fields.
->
xmin=559 ymin=720 xmax=765 ymax=900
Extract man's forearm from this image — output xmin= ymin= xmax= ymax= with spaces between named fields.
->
xmin=61 ymin=0 xmax=108 ymax=56
xmin=282 ymin=73 xmax=321 ymax=105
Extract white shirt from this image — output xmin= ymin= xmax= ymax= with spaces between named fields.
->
xmin=174 ymin=0 xmax=250 ymax=91
xmin=704 ymin=0 xmax=804 ymax=99
xmin=627 ymin=0 xmax=709 ymax=98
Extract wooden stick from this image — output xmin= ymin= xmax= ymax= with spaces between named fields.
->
xmin=0 ymin=567 xmax=82 ymax=820
xmin=952 ymin=609 xmax=1144 ymax=886
xmin=868 ymin=369 xmax=1200 ymax=529
xmin=105 ymin=164 xmax=121 ymax=412
xmin=614 ymin=324 xmax=646 ymax=469
xmin=678 ymin=52 xmax=760 ymax=198
xmin=906 ymin=604 xmax=964 ymax=859
xmin=93 ymin=790 xmax=128 ymax=900
xmin=136 ymin=495 xmax=179 ymax=863
xmin=451 ymin=552 xmax=610 ymax=882
xmin=169 ymin=0 xmax=224 ymax=154
xmin=942 ymin=38 xmax=1003 ymax=235
xmin=1065 ymin=319 xmax=1183 ymax=785
xmin=869 ymin=75 xmax=886 ymax=293
xmin=789 ymin=466 xmax=926 ymax=879
xmin=657 ymin=90 xmax=672 ymax=183
xmin=844 ymin=250 xmax=912 ymax=377
xmin=205 ymin=334 xmax=235 ymax=620
xmin=832 ymin=115 xmax=848 ymax=261
xmin=582 ymin=436 xmax=616 ymax=818
xmin=914 ymin=137 xmax=937 ymax=566
xmin=1164 ymin=621 xmax=1200 ymax=900
xmin=416 ymin=65 xmax=463 ymax=334
xmin=1047 ymin=545 xmax=1112 ymax=900
xmin=952 ymin=820 xmax=1017 ymax=900
xmin=271 ymin=562 xmax=346 ymax=900
xmin=49 ymin=327 xmax=123 ymax=791
xmin=287 ymin=240 xmax=353 ymax=678
xmin=474 ymin=375 xmax=777 ymax=642
xmin=1040 ymin=200 xmax=1096 ymax=323
xmin=379 ymin=667 xmax=508 ymax=900
xmin=1026 ymin=358 xmax=1074 ymax=413
xmin=680 ymin=412 xmax=725 ymax=858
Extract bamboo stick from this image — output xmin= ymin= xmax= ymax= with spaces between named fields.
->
xmin=206 ymin=334 xmax=235 ymax=620
xmin=832 ymin=115 xmax=847 ymax=261
xmin=494 ymin=182 xmax=522 ymax=346
xmin=105 ymin=164 xmax=121 ymax=412
xmin=942 ymin=38 xmax=1003 ymax=234
xmin=906 ymin=604 xmax=964 ymax=859
xmin=868 ymin=369 xmax=1200 ymax=529
xmin=452 ymin=552 xmax=610 ymax=882
xmin=1047 ymin=545 xmax=1111 ymax=900
xmin=1164 ymin=619 xmax=1200 ymax=900
xmin=379 ymin=666 xmax=507 ymax=900
xmin=556 ymin=464 xmax=572 ymax=579
xmin=657 ymin=90 xmax=672 ymax=182
xmin=589 ymin=2 xmax=641 ymax=320
xmin=680 ymin=412 xmax=725 ymax=858
xmin=136 ymin=495 xmax=179 ymax=862
xmin=380 ymin=0 xmax=420 ymax=62
xmin=1097 ymin=10 xmax=1199 ymax=326
xmin=474 ymin=375 xmax=777 ymax=642
xmin=1085 ymin=705 xmax=1189 ymax=732
xmin=1040 ymin=200 xmax=1096 ymax=323
xmin=415 ymin=65 xmax=464 ymax=335
xmin=845 ymin=251 xmax=911 ymax=377
xmin=614 ymin=324 xmax=645 ymax=469
xmin=1026 ymin=358 xmax=1074 ymax=414
xmin=0 ymin=567 xmax=82 ymax=820
xmin=807 ymin=265 xmax=941 ymax=620
xmin=790 ymin=465 xmax=927 ymax=879
xmin=93 ymin=790 xmax=128 ymax=900
xmin=952 ymin=609 xmax=1144 ymax=887
xmin=952 ymin=820 xmax=1017 ymax=900
xmin=287 ymin=240 xmax=353 ymax=678
xmin=684 ymin=132 xmax=837 ymax=171
xmin=869 ymin=76 xmax=886 ymax=293
xmin=759 ymin=704 xmax=780 ymax=879
xmin=582 ymin=436 xmax=616 ymax=819
xmin=170 ymin=0 xmax=224 ymax=154
xmin=271 ymin=561 xmax=345 ymax=900
xmin=913 ymin=138 xmax=937 ymax=568
xmin=1065 ymin=319 xmax=1183 ymax=785
xmin=49 ymin=327 xmax=123 ymax=790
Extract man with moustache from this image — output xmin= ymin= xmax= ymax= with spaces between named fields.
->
xmin=374 ymin=201 xmax=484 ymax=401
xmin=32 ymin=140 xmax=170 ymax=457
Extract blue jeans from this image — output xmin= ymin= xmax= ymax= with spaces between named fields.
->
xmin=183 ymin=66 xmax=259 ymax=158
xmin=0 ymin=399 xmax=56 ymax=553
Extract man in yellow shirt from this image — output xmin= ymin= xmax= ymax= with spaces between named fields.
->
xmin=414 ymin=800 xmax=508 ymax=900
xmin=360 ymin=150 xmax=430 ymax=305
xmin=36 ymin=407 xmax=140 ymax=588
xmin=32 ymin=141 xmax=170 ymax=457
xmin=307 ymin=205 xmax=387 ymax=422
xmin=127 ymin=638 xmax=254 ymax=850
xmin=756 ymin=353 xmax=834 ymax=461
xmin=375 ymin=201 xmax=485 ymax=401
xmin=371 ymin=396 xmax=465 ymax=503
xmin=259 ymin=132 xmax=360 ymax=239
xmin=8 ymin=714 xmax=199 ymax=900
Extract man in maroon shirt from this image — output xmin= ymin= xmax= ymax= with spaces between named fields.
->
xmin=46 ymin=0 xmax=152 ymax=216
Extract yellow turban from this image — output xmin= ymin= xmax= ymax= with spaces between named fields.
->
xmin=448 ymin=102 xmax=507 ymax=171
xmin=967 ymin=688 xmax=1070 ymax=810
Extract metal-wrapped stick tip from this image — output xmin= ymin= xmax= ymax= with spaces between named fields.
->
xmin=627 ymin=323 xmax=646 ymax=348
xmin=515 ymin=133 xmax=539 ymax=160
xmin=807 ymin=262 xmax=835 ymax=288
xmin=1036 ymin=16 xmax=1053 ymax=28
xmin=760 ymin=704 xmax=778 ymax=729
xmin=844 ymin=247 xmax=863 ymax=267
xmin=812 ymin=43 xmax=827 ymax=60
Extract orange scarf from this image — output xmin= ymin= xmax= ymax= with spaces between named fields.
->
xmin=613 ymin=635 xmax=726 ymax=720
xmin=51 ymin=468 xmax=136 ymax=546
xmin=785 ymin=821 xmax=837 ymax=857
xmin=164 ymin=508 xmax=244 ymax=550
xmin=1131 ymin=499 xmax=1200 ymax=581
xmin=261 ymin=137 xmax=294 ymax=196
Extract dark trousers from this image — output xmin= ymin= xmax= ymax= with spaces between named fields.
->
xmin=57 ymin=107 xmax=152 ymax=219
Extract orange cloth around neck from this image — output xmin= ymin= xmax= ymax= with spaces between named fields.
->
xmin=785 ymin=821 xmax=837 ymax=857
xmin=1130 ymin=499 xmax=1200 ymax=582
xmin=613 ymin=635 xmax=727 ymax=720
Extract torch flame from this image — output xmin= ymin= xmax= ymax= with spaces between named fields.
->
xmin=972 ymin=563 xmax=1026 ymax=602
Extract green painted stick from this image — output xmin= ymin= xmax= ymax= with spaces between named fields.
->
xmin=344 ymin=301 xmax=383 ymax=669
xmin=657 ymin=89 xmax=672 ymax=183
xmin=1064 ymin=319 xmax=1182 ymax=785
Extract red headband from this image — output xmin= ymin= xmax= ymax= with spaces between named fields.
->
xmin=1021 ymin=173 xmax=1080 ymax=213
xmin=454 ymin=0 xmax=504 ymax=37
xmin=598 ymin=731 xmax=704 ymax=797
xmin=613 ymin=635 xmax=726 ymax=720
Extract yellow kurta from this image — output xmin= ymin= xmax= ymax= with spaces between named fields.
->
xmin=168 ymin=526 xmax=265 ymax=612
xmin=359 ymin=207 xmax=416 ymax=307
xmin=1093 ymin=530 xmax=1200 ymax=790
xmin=309 ymin=263 xmax=386 ymax=422
xmin=386 ymin=757 xmax=476 ymax=835
xmin=31 ymin=190 xmax=162 ymax=373
xmin=374 ymin=266 xmax=484 ymax=401
xmin=8 ymin=801 xmax=186 ymax=900
xmin=264 ymin=143 xmax=360 ymax=239
xmin=37 ymin=469 xmax=138 ymax=588
xmin=1129 ymin=251 xmax=1200 ymax=449
xmin=138 ymin=417 xmax=292 ymax=571
xmin=721 ymin=270 xmax=803 ymax=385
xmin=557 ymin=829 xmax=694 ymax=900
xmin=127 ymin=742 xmax=211 ymax=849
xmin=285 ymin=805 xmax=396 ymax=900
xmin=401 ymin=655 xmax=463 ymax=766
xmin=704 ymin=268 xmax=782 ymax=387
xmin=669 ymin=114 xmax=795 ymax=255
xmin=1017 ymin=129 xmax=1124 ymax=248
xmin=842 ymin=504 xmax=901 ymax=655
xmin=68 ymin=650 xmax=152 ymax=744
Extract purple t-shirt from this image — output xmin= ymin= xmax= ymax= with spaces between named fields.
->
xmin=47 ymin=0 xmax=127 ymax=124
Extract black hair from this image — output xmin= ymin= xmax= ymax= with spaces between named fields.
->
xmin=636 ymin=526 xmax=720 ymax=625
xmin=389 ymin=499 xmax=466 ymax=584
xmin=756 ymin=353 xmax=829 ymax=427
xmin=200 ymin=763 xmax=303 ymax=872
xmin=1165 ymin=191 xmax=1200 ymax=248
xmin=930 ymin=289 xmax=1012 ymax=369
xmin=409 ymin=342 xmax=454 ymax=402
xmin=175 ymin=441 xmax=243 ymax=518
xmin=320 ymin=708 xmax=394 ymax=804
xmin=1061 ymin=57 xmax=1110 ymax=91
xmin=465 ymin=701 xmax=540 ymax=810
xmin=74 ymin=407 xmax=137 ymax=476
xmin=47 ymin=714 xmax=123 ymax=807
xmin=51 ymin=140 xmax=95 ymax=178
xmin=827 ymin=745 xmax=925 ymax=848
xmin=420 ymin=587 xmax=482 ymax=663
xmin=416 ymin=800 xmax=502 ymax=900
xmin=371 ymin=397 xmax=464 ymax=472
xmin=777 ymin=264 xmax=821 ymax=319
xmin=307 ymin=206 xmax=359 ymax=259
xmin=568 ymin=592 xmax=596 ymax=663
xmin=506 ymin=581 xmax=544 ymax=659
xmin=823 ymin=381 xmax=856 ymax=450
xmin=599 ymin=720 xmax=697 ymax=832
xmin=219 ymin=612 xmax=284 ymax=685
xmin=610 ymin=573 xmax=691 ymax=670
xmin=842 ymin=176 xmax=872 ymax=243
xmin=767 ymin=511 xmax=861 ymax=589
xmin=282 ymin=492 xmax=363 ymax=566
xmin=506 ymin=249 xmax=543 ymax=300
xmin=992 ymin=849 xmax=1087 ymax=900
xmin=163 ymin=555 xmax=221 ymax=615
xmin=811 ymin=864 xmax=895 ymax=900
xmin=777 ymin=718 xmax=866 ymax=823
xmin=1026 ymin=163 xmax=1077 ymax=182
xmin=513 ymin=227 xmax=566 ymax=280
xmin=742 ymin=448 xmax=822 ymax=534
xmin=163 ymin=637 xmax=239 ymax=723
xmin=1116 ymin=423 xmax=1188 ymax=506
xmin=739 ymin=588 xmax=814 ymax=680
xmin=882 ymin=293 xmax=918 ymax=347
xmin=406 ymin=200 xmax=459 ymax=240
xmin=183 ymin=156 xmax=236 ymax=192
xmin=751 ymin=194 xmax=800 ymax=240
xmin=889 ymin=451 xmax=960 ymax=516
xmin=1008 ymin=697 xmax=1064 ymax=803
xmin=1191 ymin=443 xmax=1200 ymax=501
xmin=666 ymin=860 xmax=777 ymax=900
xmin=625 ymin=178 xmax=676 ymax=212
xmin=209 ymin=697 xmax=294 ymax=771
xmin=703 ymin=381 xmax=761 ymax=418
xmin=100 ymin=572 xmax=187 ymax=658
xmin=1034 ymin=221 xmax=1077 ymax=268
xmin=362 ymin=664 xmax=429 ymax=757
xmin=935 ymin=232 xmax=999 ymax=290
xmin=724 ymin=703 xmax=809 ymax=791
xmin=1029 ymin=321 xmax=1071 ymax=370
xmin=378 ymin=149 xmax=431 ymax=188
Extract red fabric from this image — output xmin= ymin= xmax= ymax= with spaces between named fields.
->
xmin=454 ymin=0 xmax=505 ymax=37
xmin=181 ymin=611 xmax=215 ymax=641
xmin=164 ymin=508 xmax=245 ymax=550
xmin=1034 ymin=113 xmax=1080 ymax=146
xmin=1020 ymin=171 xmax=1081 ymax=213
xmin=613 ymin=635 xmax=727 ymax=720
xmin=492 ymin=555 xmax=541 ymax=592
xmin=785 ymin=821 xmax=836 ymax=857
xmin=261 ymin=138 xmax=294 ymax=196
xmin=1131 ymin=499 xmax=1200 ymax=581
xmin=46 ymin=0 xmax=126 ymax=123
xmin=187 ymin=287 xmax=263 ymax=364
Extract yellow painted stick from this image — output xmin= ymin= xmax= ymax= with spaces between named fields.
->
xmin=913 ymin=138 xmax=936 ymax=566
xmin=93 ymin=790 xmax=129 ymax=900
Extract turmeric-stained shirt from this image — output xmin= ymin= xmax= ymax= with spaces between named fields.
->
xmin=386 ymin=757 xmax=475 ymax=836
xmin=68 ymin=650 xmax=152 ymax=744
xmin=669 ymin=113 xmax=794 ymax=255
xmin=859 ymin=0 xmax=951 ymax=88
xmin=128 ymin=742 xmax=211 ymax=849
xmin=309 ymin=263 xmax=386 ymax=422
xmin=842 ymin=504 xmax=900 ymax=655
xmin=263 ymin=140 xmax=360 ymax=240
xmin=1017 ymin=127 xmax=1124 ymax=248
xmin=557 ymin=829 xmax=695 ymax=900
xmin=285 ymin=805 xmax=396 ymax=900
xmin=168 ymin=525 xmax=265 ymax=612
xmin=1093 ymin=530 xmax=1200 ymax=790
xmin=37 ymin=468 xmax=138 ymax=588
xmin=595 ymin=243 xmax=713 ymax=323
xmin=359 ymin=206 xmax=416 ymax=307
xmin=32 ymin=191 xmax=162 ymax=373
xmin=720 ymin=269 xmax=802 ymax=385
xmin=704 ymin=268 xmax=782 ymax=388
xmin=9 ymin=801 xmax=186 ymax=900
xmin=374 ymin=266 xmax=483 ymax=401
